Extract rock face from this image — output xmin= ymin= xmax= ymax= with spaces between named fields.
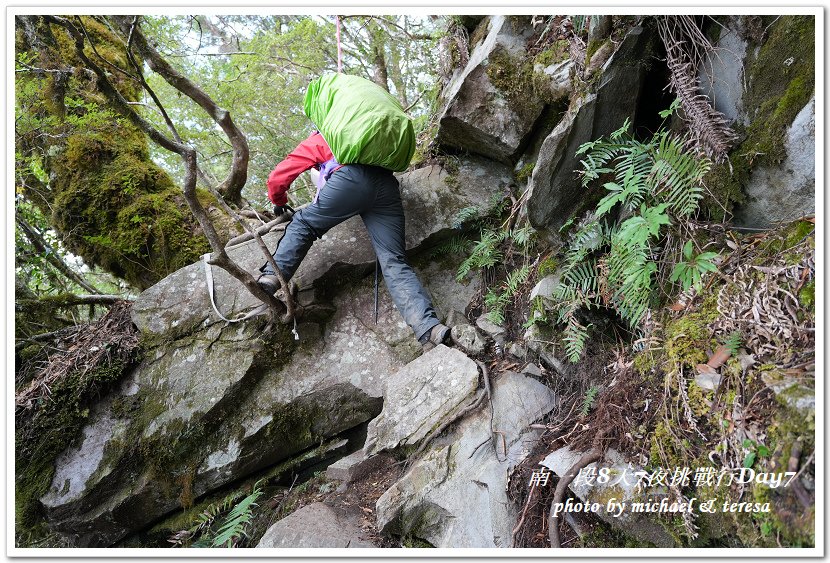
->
xmin=699 ymin=16 xmax=748 ymax=123
xmin=734 ymin=97 xmax=815 ymax=228
xmin=39 ymin=164 xmax=494 ymax=545
xmin=375 ymin=371 xmax=557 ymax=547
xmin=132 ymin=155 xmax=512 ymax=336
xmin=435 ymin=16 xmax=544 ymax=163
xmin=256 ymin=502 xmax=373 ymax=548
xmin=526 ymin=25 xmax=659 ymax=232
xmin=540 ymin=446 xmax=675 ymax=548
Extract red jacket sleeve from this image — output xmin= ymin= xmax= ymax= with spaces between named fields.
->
xmin=267 ymin=133 xmax=334 ymax=205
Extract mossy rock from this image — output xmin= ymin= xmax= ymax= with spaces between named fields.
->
xmin=703 ymin=15 xmax=815 ymax=220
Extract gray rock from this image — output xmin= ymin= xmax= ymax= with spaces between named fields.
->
xmin=734 ymin=97 xmax=815 ymax=228
xmin=540 ymin=446 xmax=675 ymax=547
xmin=699 ymin=16 xmax=748 ymax=123
xmin=527 ymin=25 xmax=659 ymax=232
xmin=524 ymin=324 xmax=569 ymax=376
xmin=451 ymin=323 xmax=486 ymax=355
xmin=476 ymin=316 xmax=505 ymax=338
xmin=132 ymin=156 xmax=512 ymax=336
xmin=256 ymin=502 xmax=374 ymax=548
xmin=521 ymin=362 xmax=542 ymax=377
xmin=41 ymin=271 xmax=436 ymax=545
xmin=761 ymin=369 xmax=816 ymax=415
xmin=363 ymin=345 xmax=479 ymax=456
xmin=507 ymin=342 xmax=527 ymax=360
xmin=694 ymin=369 xmax=722 ymax=392
xmin=529 ymin=273 xmax=561 ymax=302
xmin=375 ymin=371 xmax=557 ymax=547
xmin=436 ymin=15 xmax=544 ymax=162
xmin=445 ymin=309 xmax=469 ymax=328
xmin=326 ymin=450 xmax=394 ymax=484
xmin=535 ymin=59 xmax=574 ymax=101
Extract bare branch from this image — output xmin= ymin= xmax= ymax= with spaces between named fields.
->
xmin=16 ymin=214 xmax=100 ymax=294
xmin=44 ymin=15 xmax=287 ymax=325
xmin=111 ymin=15 xmax=249 ymax=204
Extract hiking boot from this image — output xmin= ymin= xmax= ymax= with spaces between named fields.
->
xmin=420 ymin=323 xmax=451 ymax=352
xmin=257 ymin=274 xmax=280 ymax=296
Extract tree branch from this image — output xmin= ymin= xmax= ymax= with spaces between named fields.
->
xmin=44 ymin=15 xmax=287 ymax=326
xmin=111 ymin=15 xmax=249 ymax=204
xmin=16 ymin=214 xmax=100 ymax=294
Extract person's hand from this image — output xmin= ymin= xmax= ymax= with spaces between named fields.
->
xmin=273 ymin=204 xmax=296 ymax=217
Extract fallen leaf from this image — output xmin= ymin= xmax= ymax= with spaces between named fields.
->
xmin=706 ymin=345 xmax=732 ymax=369
xmin=696 ymin=363 xmax=718 ymax=376
xmin=668 ymin=301 xmax=687 ymax=311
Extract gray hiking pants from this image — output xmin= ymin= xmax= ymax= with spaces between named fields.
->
xmin=261 ymin=164 xmax=440 ymax=341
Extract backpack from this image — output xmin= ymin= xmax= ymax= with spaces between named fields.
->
xmin=303 ymin=73 xmax=415 ymax=172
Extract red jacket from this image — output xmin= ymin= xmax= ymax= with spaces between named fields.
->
xmin=267 ymin=132 xmax=337 ymax=206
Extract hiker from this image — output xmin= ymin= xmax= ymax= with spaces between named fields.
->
xmin=257 ymin=130 xmax=450 ymax=351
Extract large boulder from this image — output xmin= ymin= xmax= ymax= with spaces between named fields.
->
xmin=435 ymin=16 xmax=546 ymax=163
xmin=39 ymin=240 xmax=480 ymax=546
xmin=132 ymin=155 xmax=512 ymax=336
xmin=698 ymin=16 xmax=815 ymax=228
xmin=526 ymin=25 xmax=660 ymax=232
xmin=375 ymin=371 xmax=557 ymax=547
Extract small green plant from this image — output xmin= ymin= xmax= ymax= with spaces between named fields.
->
xmin=484 ymin=265 xmax=530 ymax=324
xmin=670 ymin=240 xmax=719 ymax=291
xmin=581 ymin=385 xmax=600 ymax=416
xmin=170 ymin=480 xmax=264 ymax=548
xmin=722 ymin=331 xmax=742 ymax=356
xmin=451 ymin=205 xmax=480 ymax=229
xmin=209 ymin=480 xmax=264 ymax=548
xmin=741 ymin=439 xmax=771 ymax=469
xmin=456 ymin=229 xmax=506 ymax=281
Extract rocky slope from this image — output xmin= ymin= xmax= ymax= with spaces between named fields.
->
xmin=17 ymin=15 xmax=815 ymax=550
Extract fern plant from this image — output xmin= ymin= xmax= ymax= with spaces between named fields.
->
xmin=581 ymin=385 xmax=600 ymax=416
xmin=550 ymin=114 xmax=713 ymax=362
xmin=456 ymin=228 xmax=506 ymax=281
xmin=210 ymin=481 xmax=264 ymax=548
xmin=485 ymin=265 xmax=531 ymax=324
xmin=170 ymin=480 xmax=264 ymax=548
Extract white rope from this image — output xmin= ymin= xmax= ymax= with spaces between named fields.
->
xmin=202 ymin=253 xmax=268 ymax=323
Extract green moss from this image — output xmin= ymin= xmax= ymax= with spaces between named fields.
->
xmin=664 ymin=308 xmax=718 ymax=368
xmin=798 ymin=279 xmax=815 ymax=311
xmin=51 ymin=122 xmax=211 ymax=290
xmin=15 ymin=359 xmax=133 ymax=541
xmin=537 ymin=256 xmax=559 ymax=278
xmin=585 ymin=38 xmax=607 ymax=62
xmin=515 ymin=161 xmax=535 ymax=184
xmin=703 ymin=15 xmax=815 ymax=220
xmin=486 ymin=45 xmax=554 ymax=120
xmin=534 ymin=40 xmax=570 ymax=66
xmin=687 ymin=381 xmax=713 ymax=417
xmin=757 ymin=219 xmax=814 ymax=258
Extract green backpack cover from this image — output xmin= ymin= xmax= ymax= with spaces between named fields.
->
xmin=303 ymin=73 xmax=415 ymax=172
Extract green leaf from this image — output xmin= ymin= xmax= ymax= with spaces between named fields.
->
xmin=683 ymin=240 xmax=693 ymax=260
xmin=743 ymin=452 xmax=757 ymax=468
xmin=757 ymin=445 xmax=771 ymax=457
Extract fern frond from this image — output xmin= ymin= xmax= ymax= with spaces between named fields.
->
xmin=451 ymin=205 xmax=480 ymax=229
xmin=563 ymin=315 xmax=590 ymax=363
xmin=211 ymin=482 xmax=264 ymax=548
xmin=581 ymin=385 xmax=600 ymax=416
